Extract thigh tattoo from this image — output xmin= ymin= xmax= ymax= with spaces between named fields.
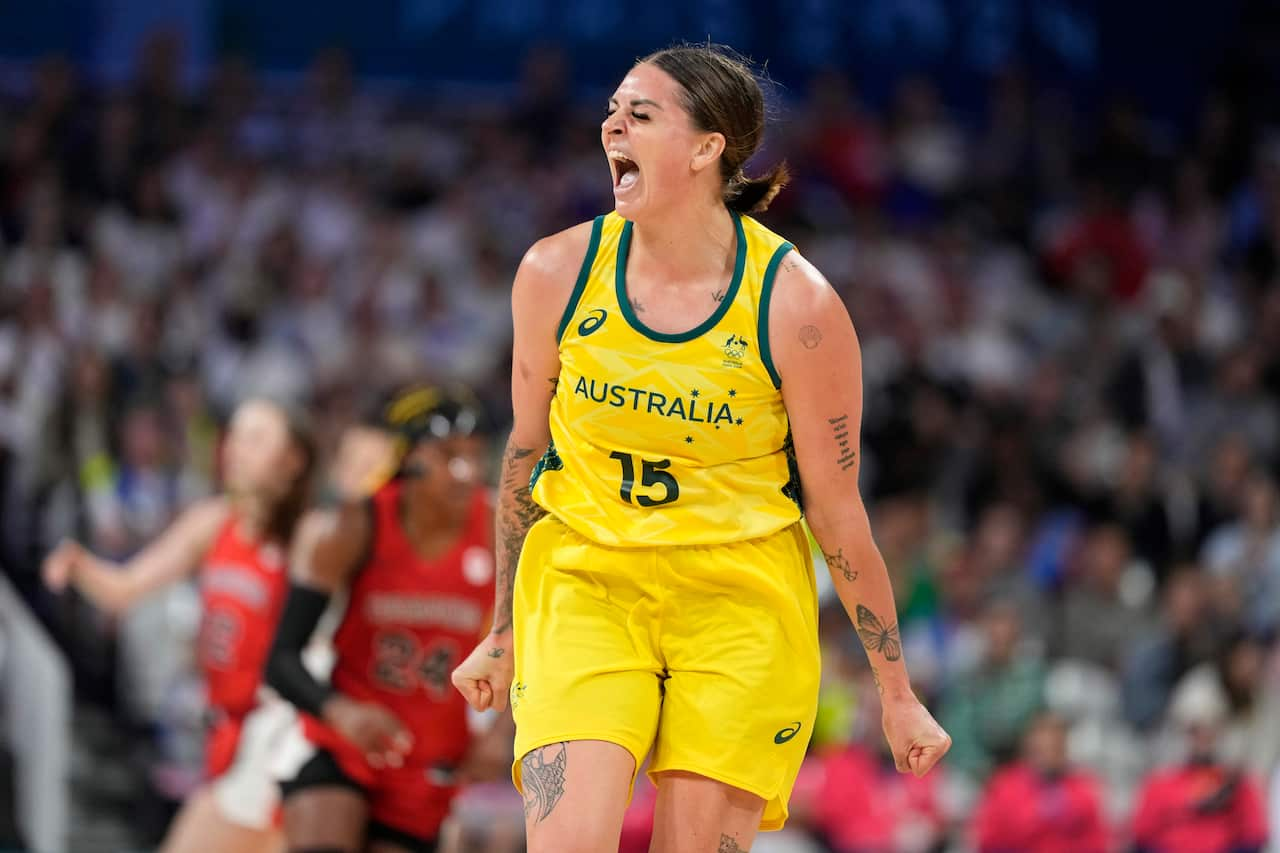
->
xmin=521 ymin=743 xmax=567 ymax=823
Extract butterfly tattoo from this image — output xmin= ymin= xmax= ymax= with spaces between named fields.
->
xmin=856 ymin=605 xmax=902 ymax=662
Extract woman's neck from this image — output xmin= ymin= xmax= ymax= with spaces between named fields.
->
xmin=400 ymin=485 xmax=466 ymax=554
xmin=230 ymin=493 xmax=271 ymax=540
xmin=628 ymin=198 xmax=736 ymax=285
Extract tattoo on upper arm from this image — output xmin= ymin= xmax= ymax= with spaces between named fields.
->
xmin=829 ymin=415 xmax=856 ymax=472
xmin=488 ymin=648 xmax=505 ymax=658
xmin=521 ymin=743 xmax=567 ymax=822
xmin=782 ymin=258 xmax=801 ymax=274
xmin=548 ymin=377 xmax=559 ymax=395
xmin=719 ymin=834 xmax=748 ymax=852
xmin=494 ymin=443 xmax=547 ymax=633
xmin=856 ymin=604 xmax=902 ymax=662
xmin=825 ymin=548 xmax=857 ymax=583
xmin=798 ymin=324 xmax=822 ymax=349
xmin=630 ymin=297 xmax=646 ymax=313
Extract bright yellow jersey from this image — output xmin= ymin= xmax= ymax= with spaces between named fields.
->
xmin=530 ymin=211 xmax=801 ymax=547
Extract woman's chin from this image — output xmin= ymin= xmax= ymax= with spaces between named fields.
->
xmin=612 ymin=194 xmax=650 ymax=222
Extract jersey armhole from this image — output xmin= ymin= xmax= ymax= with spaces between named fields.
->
xmin=757 ymin=241 xmax=795 ymax=390
xmin=555 ymin=215 xmax=605 ymax=344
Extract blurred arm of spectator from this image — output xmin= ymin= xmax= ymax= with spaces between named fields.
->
xmin=40 ymin=497 xmax=226 ymax=613
xmin=1123 ymin=634 xmax=1179 ymax=731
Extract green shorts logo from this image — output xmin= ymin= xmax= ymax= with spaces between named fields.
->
xmin=578 ymin=308 xmax=608 ymax=336
xmin=773 ymin=722 xmax=802 ymax=744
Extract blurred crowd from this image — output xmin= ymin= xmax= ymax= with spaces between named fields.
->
xmin=1 ymin=25 xmax=1280 ymax=853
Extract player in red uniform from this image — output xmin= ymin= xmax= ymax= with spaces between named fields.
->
xmin=42 ymin=397 xmax=316 ymax=853
xmin=268 ymin=385 xmax=509 ymax=853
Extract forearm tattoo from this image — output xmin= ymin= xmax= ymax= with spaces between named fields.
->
xmin=521 ymin=742 xmax=567 ymax=823
xmin=829 ymin=414 xmax=856 ymax=471
xmin=719 ymin=834 xmax=748 ymax=852
xmin=493 ymin=442 xmax=546 ymax=633
xmin=855 ymin=604 xmax=902 ymax=662
xmin=825 ymin=547 xmax=857 ymax=583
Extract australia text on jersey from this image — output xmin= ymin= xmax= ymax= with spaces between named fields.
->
xmin=571 ymin=375 xmax=742 ymax=426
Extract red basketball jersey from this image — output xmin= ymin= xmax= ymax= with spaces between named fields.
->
xmin=326 ymin=482 xmax=495 ymax=767
xmin=197 ymin=516 xmax=290 ymax=716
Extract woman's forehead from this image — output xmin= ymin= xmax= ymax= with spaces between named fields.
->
xmin=611 ymin=63 xmax=676 ymax=103
xmin=233 ymin=400 xmax=282 ymax=430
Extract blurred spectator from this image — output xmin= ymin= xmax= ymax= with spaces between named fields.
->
xmin=809 ymin=737 xmax=948 ymax=853
xmin=1052 ymin=523 xmax=1152 ymax=670
xmin=1201 ymin=471 xmax=1280 ymax=633
xmin=972 ymin=712 xmax=1109 ymax=853
xmin=1167 ymin=632 xmax=1280 ymax=779
xmin=1130 ymin=674 xmax=1268 ymax=853
xmin=801 ymin=70 xmax=889 ymax=208
xmin=1123 ymin=569 xmax=1224 ymax=730
xmin=940 ymin=599 xmax=1046 ymax=781
xmin=1088 ymin=432 xmax=1182 ymax=579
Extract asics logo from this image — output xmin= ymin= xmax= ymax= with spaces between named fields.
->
xmin=578 ymin=308 xmax=607 ymax=336
xmin=774 ymin=722 xmax=802 ymax=744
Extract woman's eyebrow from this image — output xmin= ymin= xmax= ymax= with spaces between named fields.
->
xmin=607 ymin=97 xmax=663 ymax=110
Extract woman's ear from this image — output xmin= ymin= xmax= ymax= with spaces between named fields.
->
xmin=691 ymin=132 xmax=726 ymax=175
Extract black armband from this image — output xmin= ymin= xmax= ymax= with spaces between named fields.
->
xmin=266 ymin=584 xmax=334 ymax=718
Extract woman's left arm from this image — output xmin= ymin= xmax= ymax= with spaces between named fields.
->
xmin=770 ymin=249 xmax=950 ymax=776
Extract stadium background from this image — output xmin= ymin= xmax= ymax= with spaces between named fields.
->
xmin=1 ymin=0 xmax=1280 ymax=850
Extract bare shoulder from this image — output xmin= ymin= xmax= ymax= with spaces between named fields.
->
xmin=768 ymin=249 xmax=860 ymax=382
xmin=769 ymin=249 xmax=845 ymax=326
xmin=181 ymin=496 xmax=233 ymax=539
xmin=291 ymin=500 xmax=371 ymax=587
xmin=516 ymin=219 xmax=598 ymax=295
xmin=297 ymin=500 xmax=368 ymax=549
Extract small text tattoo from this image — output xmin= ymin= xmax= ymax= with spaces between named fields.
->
xmin=630 ymin=297 xmax=646 ymax=314
xmin=856 ymin=604 xmax=902 ymax=662
xmin=719 ymin=834 xmax=748 ymax=853
xmin=782 ymin=258 xmax=801 ymax=274
xmin=548 ymin=377 xmax=559 ymax=395
xmin=521 ymin=743 xmax=567 ymax=823
xmin=829 ymin=414 xmax=856 ymax=472
xmin=825 ymin=548 xmax=857 ymax=583
xmin=488 ymin=648 xmax=505 ymax=658
xmin=872 ymin=667 xmax=885 ymax=695
xmin=798 ymin=324 xmax=823 ymax=349
xmin=712 ymin=288 xmax=727 ymax=303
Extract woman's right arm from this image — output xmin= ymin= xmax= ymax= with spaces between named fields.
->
xmin=42 ymin=497 xmax=229 ymax=614
xmin=452 ymin=220 xmax=593 ymax=712
xmin=267 ymin=501 xmax=412 ymax=766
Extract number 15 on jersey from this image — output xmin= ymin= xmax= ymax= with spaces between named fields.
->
xmin=608 ymin=451 xmax=680 ymax=507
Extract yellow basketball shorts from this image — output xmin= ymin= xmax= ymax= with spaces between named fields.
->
xmin=510 ymin=515 xmax=821 ymax=831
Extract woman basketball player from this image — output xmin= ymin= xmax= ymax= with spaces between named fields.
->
xmin=268 ymin=386 xmax=509 ymax=853
xmin=43 ymin=397 xmax=316 ymax=853
xmin=452 ymin=44 xmax=951 ymax=852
